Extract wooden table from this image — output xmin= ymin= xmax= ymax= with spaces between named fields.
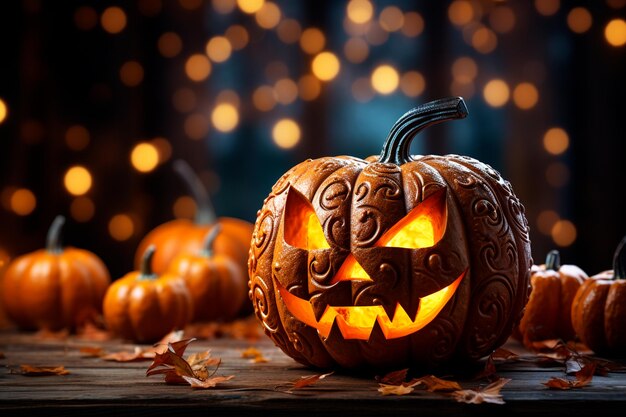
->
xmin=2 ymin=328 xmax=626 ymax=416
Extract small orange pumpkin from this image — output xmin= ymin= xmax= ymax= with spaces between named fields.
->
xmin=1 ymin=216 xmax=111 ymax=331
xmin=571 ymin=237 xmax=626 ymax=354
xmin=103 ymin=246 xmax=192 ymax=343
xmin=518 ymin=250 xmax=587 ymax=346
xmin=168 ymin=225 xmax=247 ymax=322
xmin=135 ymin=160 xmax=253 ymax=279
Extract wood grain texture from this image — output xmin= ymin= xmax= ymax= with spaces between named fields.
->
xmin=1 ymin=331 xmax=626 ymax=416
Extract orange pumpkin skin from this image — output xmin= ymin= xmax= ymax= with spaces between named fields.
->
xmin=168 ymin=226 xmax=247 ymax=322
xmin=571 ymin=236 xmax=626 ymax=355
xmin=1 ymin=217 xmax=110 ymax=331
xmin=104 ymin=246 xmax=192 ymax=343
xmin=518 ymin=251 xmax=587 ymax=345
xmin=248 ymin=98 xmax=532 ymax=370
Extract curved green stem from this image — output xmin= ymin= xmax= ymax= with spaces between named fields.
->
xmin=46 ymin=216 xmax=65 ymax=254
xmin=379 ymin=97 xmax=468 ymax=165
xmin=545 ymin=250 xmax=561 ymax=271
xmin=200 ymin=224 xmax=222 ymax=257
xmin=139 ymin=245 xmax=157 ymax=280
xmin=613 ymin=236 xmax=626 ymax=280
xmin=173 ymin=159 xmax=216 ymax=225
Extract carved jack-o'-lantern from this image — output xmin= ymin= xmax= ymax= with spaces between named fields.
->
xmin=248 ymin=97 xmax=532 ymax=370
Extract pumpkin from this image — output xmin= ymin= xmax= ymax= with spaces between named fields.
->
xmin=103 ymin=245 xmax=192 ymax=343
xmin=135 ymin=160 xmax=254 ymax=278
xmin=1 ymin=216 xmax=111 ymax=331
xmin=168 ymin=225 xmax=247 ymax=322
xmin=571 ymin=237 xmax=626 ymax=354
xmin=517 ymin=250 xmax=587 ymax=346
xmin=248 ymin=97 xmax=532 ymax=370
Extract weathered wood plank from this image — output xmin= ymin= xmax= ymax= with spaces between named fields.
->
xmin=2 ymin=330 xmax=626 ymax=416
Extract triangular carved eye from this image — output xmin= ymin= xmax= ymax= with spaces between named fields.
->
xmin=376 ymin=188 xmax=447 ymax=249
xmin=283 ymin=187 xmax=330 ymax=250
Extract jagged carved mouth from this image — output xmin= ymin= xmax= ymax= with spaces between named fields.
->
xmin=276 ymin=270 xmax=465 ymax=341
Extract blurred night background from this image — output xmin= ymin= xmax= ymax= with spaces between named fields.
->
xmin=0 ymin=0 xmax=625 ymax=279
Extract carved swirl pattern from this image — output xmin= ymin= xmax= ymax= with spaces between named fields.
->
xmin=289 ymin=330 xmax=315 ymax=357
xmin=423 ymin=318 xmax=459 ymax=362
xmin=480 ymin=239 xmax=517 ymax=274
xmin=249 ymin=208 xmax=275 ymax=274
xmin=465 ymin=275 xmax=514 ymax=357
xmin=309 ymin=251 xmax=334 ymax=287
xmin=250 ymin=275 xmax=280 ymax=333
xmin=365 ymin=164 xmax=402 ymax=200
xmin=412 ymin=249 xmax=464 ymax=294
xmin=352 ymin=205 xmax=384 ymax=248
xmin=353 ymin=262 xmax=401 ymax=307
xmin=318 ymin=177 xmax=353 ymax=249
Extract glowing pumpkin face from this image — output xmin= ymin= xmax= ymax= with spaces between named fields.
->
xmin=248 ymin=97 xmax=532 ymax=370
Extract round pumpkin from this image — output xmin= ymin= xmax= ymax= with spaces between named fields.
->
xmin=248 ymin=97 xmax=532 ymax=370
xmin=1 ymin=216 xmax=111 ymax=331
xmin=571 ymin=237 xmax=626 ymax=354
xmin=518 ymin=250 xmax=587 ymax=346
xmin=168 ymin=225 xmax=247 ymax=322
xmin=104 ymin=246 xmax=192 ymax=343
xmin=135 ymin=160 xmax=254 ymax=277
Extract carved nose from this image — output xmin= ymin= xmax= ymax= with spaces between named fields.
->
xmin=329 ymin=254 xmax=372 ymax=285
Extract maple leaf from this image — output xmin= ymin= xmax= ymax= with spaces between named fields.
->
xmin=452 ymin=378 xmax=510 ymax=405
xmin=543 ymin=362 xmax=596 ymax=390
xmin=182 ymin=375 xmax=235 ymax=389
xmin=241 ymin=347 xmax=270 ymax=363
xmin=378 ymin=383 xmax=414 ymax=396
xmin=411 ymin=375 xmax=462 ymax=392
xmin=376 ymin=368 xmax=409 ymax=385
xmin=78 ymin=346 xmax=106 ymax=358
xmin=15 ymin=365 xmax=70 ymax=376
xmin=276 ymin=372 xmax=334 ymax=393
xmin=146 ymin=338 xmax=233 ymax=389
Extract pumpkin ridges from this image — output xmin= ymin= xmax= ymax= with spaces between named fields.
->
xmin=605 ymin=281 xmax=626 ymax=350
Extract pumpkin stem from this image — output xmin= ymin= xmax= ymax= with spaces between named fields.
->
xmin=545 ymin=250 xmax=561 ymax=271
xmin=46 ymin=215 xmax=65 ymax=254
xmin=201 ymin=224 xmax=222 ymax=257
xmin=173 ymin=159 xmax=216 ymax=225
xmin=140 ymin=245 xmax=157 ymax=279
xmin=378 ymin=97 xmax=468 ymax=165
xmin=613 ymin=236 xmax=626 ymax=280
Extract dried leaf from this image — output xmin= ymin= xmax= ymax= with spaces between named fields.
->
xmin=543 ymin=363 xmax=596 ymax=390
xmin=15 ymin=365 xmax=70 ymax=376
xmin=376 ymin=368 xmax=409 ymax=385
xmin=411 ymin=375 xmax=462 ymax=392
xmin=292 ymin=372 xmax=334 ymax=389
xmin=452 ymin=378 xmax=510 ymax=405
xmin=182 ymin=375 xmax=234 ymax=389
xmin=378 ymin=383 xmax=414 ymax=396
xmin=474 ymin=354 xmax=498 ymax=381
xmin=76 ymin=322 xmax=112 ymax=342
xmin=103 ymin=346 xmax=156 ymax=362
xmin=241 ymin=347 xmax=270 ymax=363
xmin=492 ymin=348 xmax=519 ymax=362
xmin=79 ymin=346 xmax=106 ymax=358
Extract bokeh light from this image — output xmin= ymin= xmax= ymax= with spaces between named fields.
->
xmin=151 ymin=137 xmax=172 ymax=164
xmin=489 ymin=6 xmax=516 ymax=34
xmin=452 ymin=56 xmax=478 ymax=84
xmin=543 ymin=127 xmax=569 ymax=155
xmin=298 ymin=75 xmax=321 ymax=101
xmin=70 ymin=197 xmax=95 ymax=222
xmin=274 ymin=78 xmax=299 ymax=105
xmin=119 ymin=61 xmax=144 ymax=87
xmin=300 ymin=28 xmax=326 ymax=54
xmin=225 ymin=25 xmax=249 ymax=50
xmin=185 ymin=54 xmax=212 ymax=81
xmin=211 ymin=103 xmax=239 ymax=132
xmin=277 ymin=19 xmax=302 ymax=44
xmin=252 ymin=85 xmax=276 ymax=111
xmin=311 ymin=52 xmax=340 ymax=81
xmin=512 ymin=82 xmax=539 ymax=110
xmin=237 ymin=0 xmax=264 ymax=14
xmin=206 ymin=36 xmax=232 ymax=63
xmin=0 ymin=98 xmax=7 ymax=124
xmin=567 ymin=7 xmax=592 ymax=34
xmin=551 ymin=219 xmax=577 ymax=247
xmin=448 ymin=0 xmax=474 ymax=26
xmin=101 ymin=6 xmax=127 ymax=34
xmin=74 ymin=6 xmax=98 ymax=31
xmin=64 ymin=166 xmax=92 ymax=196
xmin=379 ymin=6 xmax=404 ymax=32
xmin=347 ymin=0 xmax=374 ymax=24
xmin=605 ymin=19 xmax=626 ymax=46
xmin=158 ymin=32 xmax=183 ymax=57
xmin=109 ymin=214 xmax=134 ymax=241
xmin=173 ymin=196 xmax=196 ymax=219
xmin=184 ymin=113 xmax=210 ymax=140
xmin=130 ymin=143 xmax=160 ymax=173
xmin=401 ymin=12 xmax=424 ymax=37
xmin=65 ymin=125 xmax=90 ymax=151
xmin=537 ymin=210 xmax=560 ymax=236
xmin=400 ymin=71 xmax=425 ymax=97
xmin=535 ymin=0 xmax=560 ymax=17
xmin=255 ymin=2 xmax=281 ymax=29
xmin=371 ymin=65 xmax=400 ymax=95
xmin=213 ymin=0 xmax=236 ymax=14
xmin=344 ymin=37 xmax=369 ymax=64
xmin=10 ymin=188 xmax=36 ymax=216
xmin=272 ymin=119 xmax=301 ymax=149
xmin=483 ymin=79 xmax=510 ymax=107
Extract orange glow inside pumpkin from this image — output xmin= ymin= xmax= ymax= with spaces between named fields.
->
xmin=283 ymin=188 xmax=330 ymax=250
xmin=277 ymin=271 xmax=465 ymax=340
